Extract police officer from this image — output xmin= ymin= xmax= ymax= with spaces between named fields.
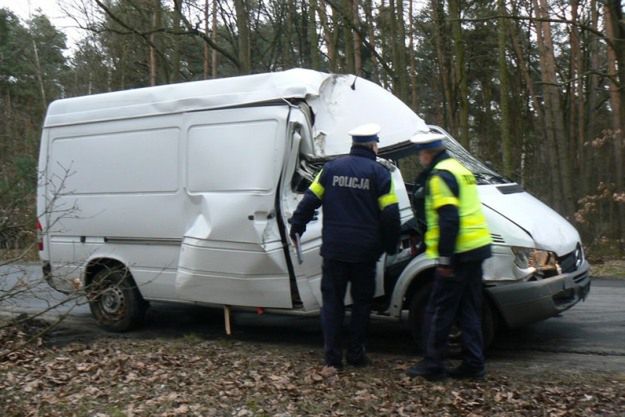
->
xmin=405 ymin=134 xmax=492 ymax=380
xmin=289 ymin=123 xmax=401 ymax=370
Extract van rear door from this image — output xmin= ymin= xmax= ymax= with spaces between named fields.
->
xmin=175 ymin=106 xmax=295 ymax=308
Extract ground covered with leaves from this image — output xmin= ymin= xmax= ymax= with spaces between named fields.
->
xmin=1 ymin=319 xmax=624 ymax=417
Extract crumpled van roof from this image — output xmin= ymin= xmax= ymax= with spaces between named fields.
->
xmin=44 ymin=68 xmax=431 ymax=157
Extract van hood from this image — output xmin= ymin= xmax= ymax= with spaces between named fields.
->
xmin=479 ymin=185 xmax=580 ymax=256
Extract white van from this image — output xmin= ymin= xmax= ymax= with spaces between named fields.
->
xmin=37 ymin=68 xmax=590 ymax=345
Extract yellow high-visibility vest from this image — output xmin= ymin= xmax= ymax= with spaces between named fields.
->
xmin=424 ymin=158 xmax=491 ymax=259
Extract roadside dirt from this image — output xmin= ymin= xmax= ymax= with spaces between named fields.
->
xmin=1 ymin=316 xmax=624 ymax=417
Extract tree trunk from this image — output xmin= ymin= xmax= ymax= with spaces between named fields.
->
xmin=283 ymin=0 xmax=295 ymax=68
xmin=430 ymin=0 xmax=454 ymax=134
xmin=212 ymin=0 xmax=218 ymax=77
xmin=352 ymin=0 xmax=362 ymax=76
xmin=449 ymin=0 xmax=469 ymax=148
xmin=604 ymin=1 xmax=625 ymax=251
xmin=233 ymin=0 xmax=251 ymax=74
xmin=395 ymin=0 xmax=408 ymax=103
xmin=534 ymin=0 xmax=574 ymax=214
xmin=309 ymin=0 xmax=321 ymax=70
xmin=508 ymin=6 xmax=544 ymax=185
xmin=408 ymin=0 xmax=417 ymax=110
xmin=172 ymin=0 xmax=183 ymax=82
xmin=30 ymin=38 xmax=47 ymax=111
xmin=342 ymin=0 xmax=354 ymax=73
xmin=318 ymin=0 xmax=337 ymax=72
xmin=569 ymin=0 xmax=584 ymax=194
xmin=148 ymin=0 xmax=160 ymax=86
xmin=364 ymin=0 xmax=378 ymax=82
xmin=496 ymin=0 xmax=512 ymax=176
xmin=204 ymin=0 xmax=210 ymax=79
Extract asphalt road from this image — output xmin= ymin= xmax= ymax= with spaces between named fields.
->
xmin=1 ymin=263 xmax=624 ymax=374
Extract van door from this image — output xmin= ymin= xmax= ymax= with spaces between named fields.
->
xmin=279 ymin=108 xmax=400 ymax=309
xmin=278 ymin=108 xmax=323 ymax=310
xmin=175 ymin=106 xmax=294 ymax=308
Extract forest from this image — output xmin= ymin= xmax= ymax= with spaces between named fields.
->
xmin=0 ymin=0 xmax=624 ymax=259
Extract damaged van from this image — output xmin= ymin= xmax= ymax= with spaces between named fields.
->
xmin=37 ymin=68 xmax=590 ymax=345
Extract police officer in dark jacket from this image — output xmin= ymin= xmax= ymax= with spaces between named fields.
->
xmin=289 ymin=123 xmax=401 ymax=369
xmin=406 ymin=134 xmax=492 ymax=381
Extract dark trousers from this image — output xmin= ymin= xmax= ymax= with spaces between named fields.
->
xmin=423 ymin=259 xmax=485 ymax=370
xmin=320 ymin=258 xmax=376 ymax=367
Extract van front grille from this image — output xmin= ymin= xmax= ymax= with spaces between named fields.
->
xmin=558 ymin=244 xmax=583 ymax=273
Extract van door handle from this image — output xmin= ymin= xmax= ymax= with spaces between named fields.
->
xmin=248 ymin=212 xmax=274 ymax=221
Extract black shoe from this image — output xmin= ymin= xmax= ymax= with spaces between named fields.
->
xmin=346 ymin=355 xmax=370 ymax=368
xmin=405 ymin=360 xmax=447 ymax=381
xmin=448 ymin=364 xmax=485 ymax=380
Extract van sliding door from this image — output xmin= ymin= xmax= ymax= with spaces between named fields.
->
xmin=175 ymin=107 xmax=294 ymax=308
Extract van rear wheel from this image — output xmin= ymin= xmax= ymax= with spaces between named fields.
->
xmin=87 ymin=267 xmax=147 ymax=332
xmin=408 ymin=283 xmax=496 ymax=354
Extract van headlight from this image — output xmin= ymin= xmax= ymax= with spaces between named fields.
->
xmin=511 ymin=247 xmax=561 ymax=277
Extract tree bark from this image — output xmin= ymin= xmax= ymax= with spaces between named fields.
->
xmin=604 ymin=1 xmax=625 ymax=250
xmin=352 ymin=0 xmax=362 ymax=76
xmin=172 ymin=0 xmax=183 ymax=82
xmin=496 ymin=0 xmax=512 ymax=176
xmin=318 ymin=0 xmax=337 ymax=72
xmin=30 ymin=38 xmax=47 ymax=111
xmin=430 ymin=0 xmax=454 ymax=134
xmin=395 ymin=0 xmax=408 ymax=103
xmin=534 ymin=0 xmax=574 ymax=214
xmin=204 ymin=0 xmax=210 ymax=79
xmin=309 ymin=0 xmax=321 ymax=70
xmin=342 ymin=0 xmax=354 ymax=73
xmin=212 ymin=0 xmax=218 ymax=77
xmin=233 ymin=0 xmax=251 ymax=74
xmin=283 ymin=0 xmax=295 ymax=68
xmin=449 ymin=0 xmax=469 ymax=148
xmin=364 ymin=0 xmax=378 ymax=82
xmin=569 ymin=0 xmax=584 ymax=192
xmin=408 ymin=0 xmax=417 ymax=110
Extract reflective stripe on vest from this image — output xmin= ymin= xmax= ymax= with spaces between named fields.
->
xmin=425 ymin=158 xmax=491 ymax=258
xmin=378 ymin=179 xmax=399 ymax=210
xmin=309 ymin=171 xmax=325 ymax=200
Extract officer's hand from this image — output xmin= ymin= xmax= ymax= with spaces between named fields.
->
xmin=436 ymin=265 xmax=454 ymax=278
xmin=289 ymin=225 xmax=305 ymax=243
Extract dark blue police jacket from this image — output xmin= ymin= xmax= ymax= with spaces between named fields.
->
xmin=290 ymin=146 xmax=400 ymax=263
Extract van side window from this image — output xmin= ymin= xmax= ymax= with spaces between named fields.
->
xmin=50 ymin=128 xmax=179 ymax=195
xmin=187 ymin=120 xmax=280 ymax=193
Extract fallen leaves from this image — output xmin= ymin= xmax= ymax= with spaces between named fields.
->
xmin=1 ymin=320 xmax=625 ymax=417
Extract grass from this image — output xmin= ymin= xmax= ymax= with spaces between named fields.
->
xmin=590 ymin=259 xmax=625 ymax=279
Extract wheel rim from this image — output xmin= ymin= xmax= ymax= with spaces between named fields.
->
xmin=100 ymin=286 xmax=125 ymax=315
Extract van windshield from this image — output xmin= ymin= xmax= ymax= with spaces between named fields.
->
xmin=443 ymin=136 xmax=510 ymax=185
xmin=392 ymin=127 xmax=511 ymax=186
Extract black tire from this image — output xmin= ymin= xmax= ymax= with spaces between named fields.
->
xmin=407 ymin=282 xmax=497 ymax=354
xmin=87 ymin=266 xmax=147 ymax=332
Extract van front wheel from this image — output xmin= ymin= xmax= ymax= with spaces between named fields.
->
xmin=87 ymin=267 xmax=147 ymax=332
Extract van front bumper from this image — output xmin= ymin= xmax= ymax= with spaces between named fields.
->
xmin=486 ymin=260 xmax=591 ymax=328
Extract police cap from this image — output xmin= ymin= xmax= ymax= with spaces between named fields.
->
xmin=410 ymin=132 xmax=446 ymax=151
xmin=349 ymin=123 xmax=381 ymax=143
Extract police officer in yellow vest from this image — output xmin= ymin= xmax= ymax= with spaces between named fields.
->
xmin=406 ymin=133 xmax=492 ymax=381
